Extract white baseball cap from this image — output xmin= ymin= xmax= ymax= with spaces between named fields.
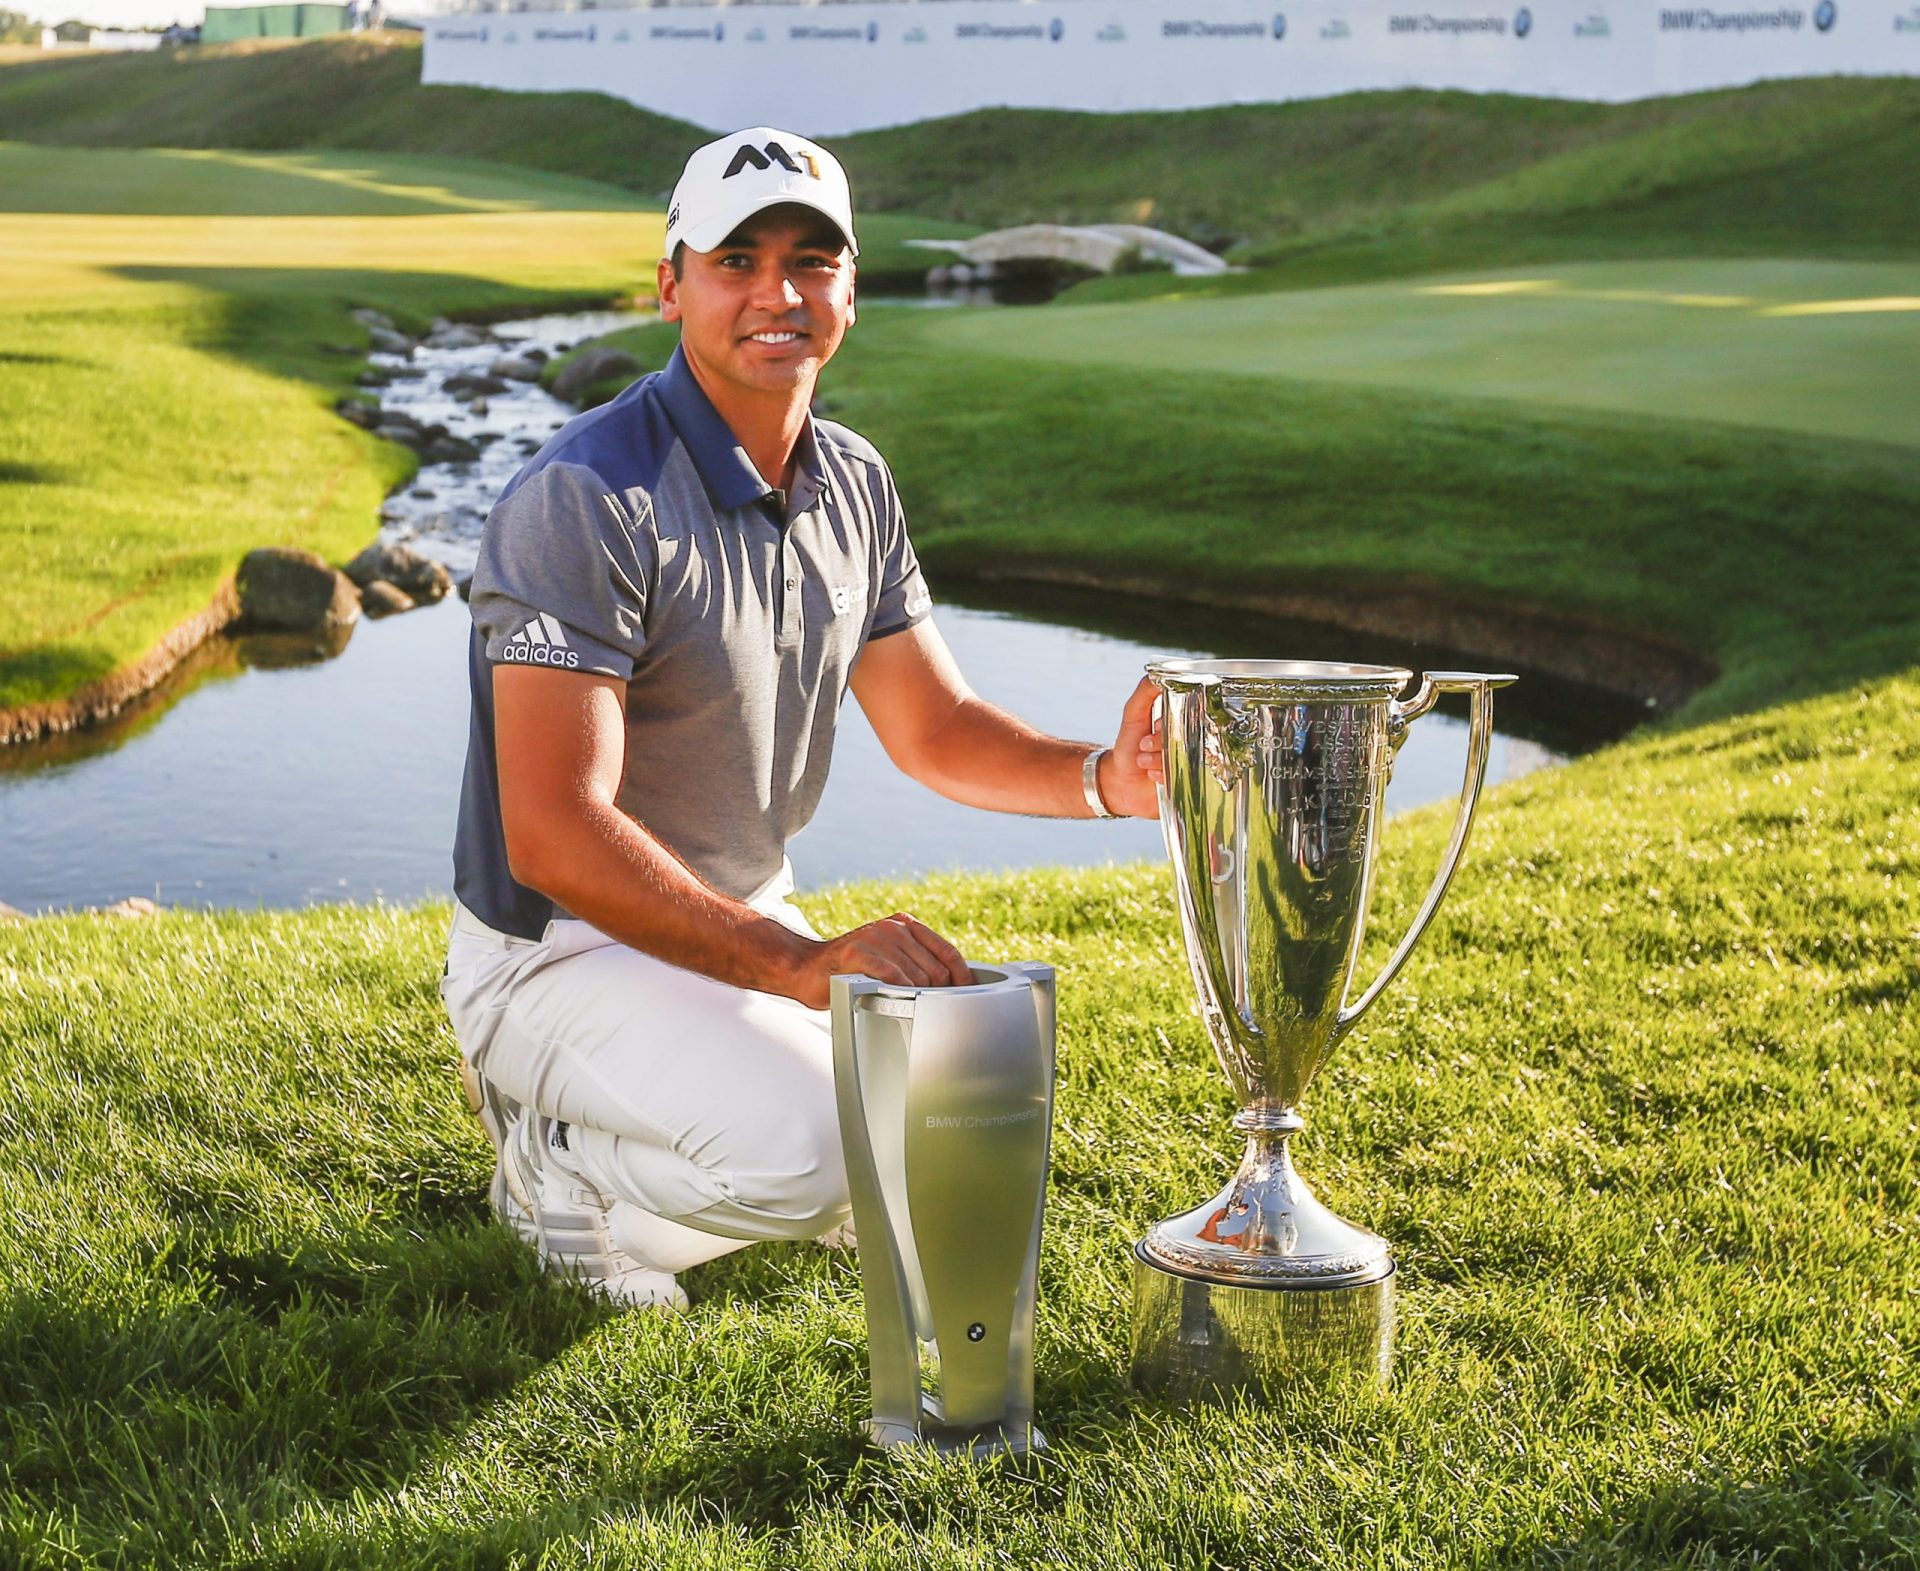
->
xmin=664 ymin=127 xmax=859 ymax=259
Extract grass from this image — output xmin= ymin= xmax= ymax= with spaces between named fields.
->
xmin=2 ymin=37 xmax=1915 ymax=1566
xmin=0 ymin=34 xmax=706 ymax=198
xmin=0 ymin=665 xmax=1914 ymax=1567
xmin=926 ymin=259 xmax=1920 ymax=448
xmin=539 ymin=275 xmax=1920 ymax=729
xmin=0 ymin=147 xmax=663 ymax=714
xmin=0 ymin=143 xmax=964 ymax=713
xmin=848 ymin=76 xmax=1920 ymax=266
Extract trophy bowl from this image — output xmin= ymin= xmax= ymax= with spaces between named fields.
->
xmin=1131 ymin=659 xmax=1514 ymax=1398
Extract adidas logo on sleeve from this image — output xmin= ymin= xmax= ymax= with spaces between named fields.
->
xmin=501 ymin=612 xmax=582 ymax=669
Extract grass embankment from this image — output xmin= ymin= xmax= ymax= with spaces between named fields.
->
xmin=544 ymin=249 xmax=1920 ymax=730
xmin=1 ymin=669 xmax=1913 ymax=1567
xmin=0 ymin=143 xmax=966 ymax=718
xmin=3 ymin=35 xmax=1915 ymax=274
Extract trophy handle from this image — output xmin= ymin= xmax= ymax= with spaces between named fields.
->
xmin=1333 ymin=671 xmax=1517 ymax=1041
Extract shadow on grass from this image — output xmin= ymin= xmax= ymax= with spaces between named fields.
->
xmin=0 ymin=1206 xmax=620 ymax=1559
xmin=0 ymin=350 xmax=86 ymax=368
xmin=0 ymin=461 xmax=67 ymax=485
xmin=114 ymin=264 xmax=634 ymax=388
xmin=0 ymin=638 xmax=142 ymax=711
xmin=1551 ymin=1416 xmax=1919 ymax=1570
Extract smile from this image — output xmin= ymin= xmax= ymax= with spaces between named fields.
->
xmin=747 ymin=331 xmax=803 ymax=344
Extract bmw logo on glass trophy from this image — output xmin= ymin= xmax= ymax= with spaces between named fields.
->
xmin=832 ymin=659 xmax=1513 ymax=1446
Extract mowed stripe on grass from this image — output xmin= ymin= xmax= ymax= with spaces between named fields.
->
xmin=0 ymin=141 xmax=661 ymax=216
xmin=930 ymin=260 xmax=1920 ymax=449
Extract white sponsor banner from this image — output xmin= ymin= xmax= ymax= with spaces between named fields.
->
xmin=422 ymin=0 xmax=1912 ymax=136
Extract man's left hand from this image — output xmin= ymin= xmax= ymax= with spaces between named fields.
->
xmin=1099 ymin=676 xmax=1164 ymax=819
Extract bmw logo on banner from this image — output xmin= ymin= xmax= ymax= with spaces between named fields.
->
xmin=1513 ymin=7 xmax=1532 ymax=37
xmin=1050 ymin=17 xmax=1065 ymax=40
xmin=1273 ymin=12 xmax=1287 ymax=38
xmin=1814 ymin=0 xmax=1836 ymax=29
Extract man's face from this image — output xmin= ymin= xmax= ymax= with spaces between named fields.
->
xmin=658 ymin=206 xmax=856 ymax=400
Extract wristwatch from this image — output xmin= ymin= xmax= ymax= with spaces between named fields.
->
xmin=1083 ymin=747 xmax=1119 ymax=819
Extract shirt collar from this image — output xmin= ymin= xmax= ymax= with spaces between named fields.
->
xmin=657 ymin=344 xmax=828 ymax=518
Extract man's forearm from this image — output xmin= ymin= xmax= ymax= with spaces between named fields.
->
xmin=907 ymin=696 xmax=1108 ymax=817
xmin=510 ymin=797 xmax=812 ymax=994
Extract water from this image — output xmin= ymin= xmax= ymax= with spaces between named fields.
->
xmin=0 ymin=591 xmax=1583 ymax=913
xmin=0 ymin=308 xmax=1612 ymax=916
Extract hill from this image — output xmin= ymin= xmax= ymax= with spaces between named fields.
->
xmin=0 ymin=33 xmax=704 ymax=198
xmin=1 ymin=35 xmax=1913 ymax=268
xmin=849 ymin=77 xmax=1920 ymax=267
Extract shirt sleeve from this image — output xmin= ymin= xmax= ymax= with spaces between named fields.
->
xmin=867 ymin=459 xmax=933 ymax=642
xmin=468 ymin=461 xmax=650 ymax=680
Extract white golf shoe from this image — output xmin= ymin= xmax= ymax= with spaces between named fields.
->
xmin=495 ymin=1112 xmax=690 ymax=1313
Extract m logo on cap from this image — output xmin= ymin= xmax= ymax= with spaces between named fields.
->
xmin=723 ymin=141 xmax=822 ymax=180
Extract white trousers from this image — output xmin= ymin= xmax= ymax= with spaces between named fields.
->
xmin=440 ymin=891 xmax=850 ymax=1270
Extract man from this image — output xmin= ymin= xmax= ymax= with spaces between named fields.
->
xmin=442 ymin=127 xmax=1161 ymax=1311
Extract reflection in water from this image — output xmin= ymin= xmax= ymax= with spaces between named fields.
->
xmin=0 ymin=624 xmax=354 ymax=779
xmin=0 ymin=590 xmax=1595 ymax=915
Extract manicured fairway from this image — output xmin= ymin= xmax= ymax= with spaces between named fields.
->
xmin=926 ymin=260 xmax=1920 ymax=449
xmin=0 ymin=142 xmax=660 ymax=216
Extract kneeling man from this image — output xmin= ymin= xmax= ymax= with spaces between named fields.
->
xmin=442 ymin=128 xmax=1159 ymax=1309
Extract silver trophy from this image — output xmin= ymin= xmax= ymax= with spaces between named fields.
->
xmin=831 ymin=963 xmax=1055 ymax=1456
xmin=1132 ymin=661 xmax=1515 ymax=1396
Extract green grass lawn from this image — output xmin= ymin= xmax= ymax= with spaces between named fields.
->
xmin=0 ymin=148 xmax=662 ymax=716
xmin=0 ymin=142 xmax=663 ymax=216
xmin=1 ymin=667 xmax=1913 ymax=1567
xmin=2 ymin=45 xmax=1915 ymax=1568
xmin=930 ymin=260 xmax=1920 ymax=449
xmin=0 ymin=33 xmax=707 ymax=198
xmin=0 ymin=144 xmax=965 ymax=716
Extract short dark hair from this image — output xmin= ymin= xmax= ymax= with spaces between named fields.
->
xmin=669 ymin=241 xmax=686 ymax=280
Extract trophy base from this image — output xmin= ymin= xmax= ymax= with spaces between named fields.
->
xmin=867 ymin=1408 xmax=1047 ymax=1459
xmin=1129 ymin=1245 xmax=1395 ymax=1398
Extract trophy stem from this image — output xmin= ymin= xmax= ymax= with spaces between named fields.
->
xmin=1231 ymin=1103 xmax=1304 ymax=1136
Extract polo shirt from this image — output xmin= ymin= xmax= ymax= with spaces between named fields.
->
xmin=451 ymin=344 xmax=933 ymax=941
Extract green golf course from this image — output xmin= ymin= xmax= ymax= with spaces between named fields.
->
xmin=0 ymin=142 xmax=966 ymax=721
xmin=0 ymin=37 xmax=1915 ymax=1571
xmin=925 ymin=259 xmax=1920 ymax=448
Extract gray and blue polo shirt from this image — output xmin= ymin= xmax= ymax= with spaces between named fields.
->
xmin=452 ymin=345 xmax=932 ymax=940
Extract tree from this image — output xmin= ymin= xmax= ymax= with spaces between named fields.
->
xmin=0 ymin=9 xmax=43 ymax=44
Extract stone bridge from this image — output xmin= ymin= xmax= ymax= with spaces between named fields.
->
xmin=909 ymin=223 xmax=1230 ymax=277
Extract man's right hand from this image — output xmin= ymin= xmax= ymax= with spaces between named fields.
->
xmin=784 ymin=911 xmax=973 ymax=1010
